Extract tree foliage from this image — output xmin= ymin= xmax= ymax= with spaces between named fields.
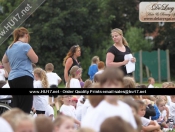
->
xmin=125 ymin=23 xmax=153 ymax=53
xmin=0 ymin=0 xmax=175 ymax=80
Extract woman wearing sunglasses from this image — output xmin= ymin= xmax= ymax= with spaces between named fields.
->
xmin=63 ymin=45 xmax=81 ymax=84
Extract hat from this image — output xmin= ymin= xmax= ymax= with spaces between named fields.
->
xmin=71 ymin=96 xmax=78 ymax=102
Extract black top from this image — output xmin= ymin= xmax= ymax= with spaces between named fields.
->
xmin=68 ymin=57 xmax=81 ymax=75
xmin=144 ymin=104 xmax=156 ymax=119
xmin=107 ymin=45 xmax=132 ymax=76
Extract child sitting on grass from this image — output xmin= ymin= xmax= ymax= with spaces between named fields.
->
xmin=136 ymin=100 xmax=162 ymax=132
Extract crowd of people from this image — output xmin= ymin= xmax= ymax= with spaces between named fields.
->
xmin=1 ymin=94 xmax=175 ymax=132
xmin=0 ymin=27 xmax=175 ymax=132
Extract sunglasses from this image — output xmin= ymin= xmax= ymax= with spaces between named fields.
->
xmin=74 ymin=45 xmax=79 ymax=47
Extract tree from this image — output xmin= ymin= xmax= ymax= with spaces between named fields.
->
xmin=125 ymin=23 xmax=153 ymax=53
xmin=0 ymin=0 xmax=112 ymax=81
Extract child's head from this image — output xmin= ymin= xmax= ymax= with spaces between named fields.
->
xmin=158 ymin=96 xmax=168 ymax=104
xmin=136 ymin=100 xmax=146 ymax=117
xmin=136 ymin=84 xmax=147 ymax=88
xmin=0 ymin=117 xmax=13 ymax=132
xmin=93 ymin=74 xmax=100 ymax=83
xmin=76 ymin=128 xmax=95 ymax=132
xmin=148 ymin=77 xmax=155 ymax=85
xmin=1 ymin=108 xmax=25 ymax=131
xmin=171 ymin=96 xmax=175 ymax=103
xmin=100 ymin=116 xmax=136 ymax=132
xmin=99 ymin=67 xmax=124 ymax=88
xmin=53 ymin=115 xmax=74 ymax=132
xmin=35 ymin=116 xmax=53 ymax=132
xmin=90 ymin=82 xmax=100 ymax=88
xmin=34 ymin=68 xmax=49 ymax=88
xmin=88 ymin=95 xmax=105 ymax=107
xmin=91 ymin=56 xmax=99 ymax=64
xmin=166 ymin=82 xmax=175 ymax=88
xmin=84 ymin=79 xmax=93 ymax=88
xmin=122 ymin=97 xmax=139 ymax=115
xmin=70 ymin=66 xmax=82 ymax=79
xmin=98 ymin=61 xmax=105 ymax=70
xmin=123 ymin=76 xmax=136 ymax=88
xmin=45 ymin=63 xmax=54 ymax=72
xmin=162 ymin=82 xmax=169 ymax=88
xmin=14 ymin=114 xmax=35 ymax=132
xmin=61 ymin=95 xmax=72 ymax=105
xmin=71 ymin=96 xmax=78 ymax=108
xmin=156 ymin=98 xmax=165 ymax=112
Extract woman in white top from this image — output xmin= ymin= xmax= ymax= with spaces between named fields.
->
xmin=81 ymin=95 xmax=137 ymax=132
xmin=66 ymin=66 xmax=82 ymax=88
xmin=33 ymin=68 xmax=49 ymax=116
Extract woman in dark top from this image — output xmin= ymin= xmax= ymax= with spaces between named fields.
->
xmin=63 ymin=45 xmax=81 ymax=83
xmin=106 ymin=28 xmax=136 ymax=76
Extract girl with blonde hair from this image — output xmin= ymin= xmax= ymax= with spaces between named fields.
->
xmin=123 ymin=76 xmax=136 ymax=88
xmin=66 ymin=66 xmax=82 ymax=88
xmin=33 ymin=68 xmax=49 ymax=116
xmin=106 ymin=28 xmax=136 ymax=76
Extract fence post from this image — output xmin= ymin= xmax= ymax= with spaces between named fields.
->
xmin=133 ymin=53 xmax=135 ymax=79
xmin=158 ymin=48 xmax=161 ymax=83
xmin=139 ymin=50 xmax=143 ymax=84
xmin=166 ymin=49 xmax=171 ymax=81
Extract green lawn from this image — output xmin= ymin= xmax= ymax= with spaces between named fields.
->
xmin=58 ymin=83 xmax=163 ymax=88
xmin=142 ymin=83 xmax=162 ymax=88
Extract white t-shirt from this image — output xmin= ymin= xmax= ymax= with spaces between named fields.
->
xmin=76 ymin=96 xmax=84 ymax=108
xmin=45 ymin=105 xmax=55 ymax=121
xmin=81 ymin=100 xmax=137 ymax=132
xmin=46 ymin=72 xmax=61 ymax=86
xmin=0 ymin=82 xmax=12 ymax=102
xmin=0 ymin=69 xmax=5 ymax=81
xmin=75 ymin=105 xmax=83 ymax=122
xmin=33 ymin=80 xmax=49 ymax=111
xmin=0 ymin=117 xmax=13 ymax=132
xmin=81 ymin=99 xmax=93 ymax=121
xmin=141 ymin=117 xmax=151 ymax=126
xmin=157 ymin=110 xmax=166 ymax=123
xmin=167 ymin=96 xmax=172 ymax=106
xmin=148 ymin=84 xmax=154 ymax=88
xmin=2 ymin=82 xmax=10 ymax=88
xmin=70 ymin=78 xmax=81 ymax=88
xmin=95 ymin=70 xmax=104 ymax=75
xmin=169 ymin=102 xmax=175 ymax=121
xmin=60 ymin=104 xmax=77 ymax=119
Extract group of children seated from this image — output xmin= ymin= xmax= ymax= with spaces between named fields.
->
xmin=1 ymin=95 xmax=175 ymax=132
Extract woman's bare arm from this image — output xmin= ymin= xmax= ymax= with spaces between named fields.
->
xmin=64 ymin=58 xmax=73 ymax=83
xmin=106 ymin=53 xmax=129 ymax=67
xmin=27 ymin=48 xmax=38 ymax=63
xmin=2 ymin=54 xmax=11 ymax=73
xmin=4 ymin=69 xmax=8 ymax=78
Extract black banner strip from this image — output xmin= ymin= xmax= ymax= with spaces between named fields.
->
xmin=0 ymin=88 xmax=175 ymax=95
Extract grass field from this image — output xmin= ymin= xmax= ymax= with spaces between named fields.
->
xmin=58 ymin=83 xmax=163 ymax=88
